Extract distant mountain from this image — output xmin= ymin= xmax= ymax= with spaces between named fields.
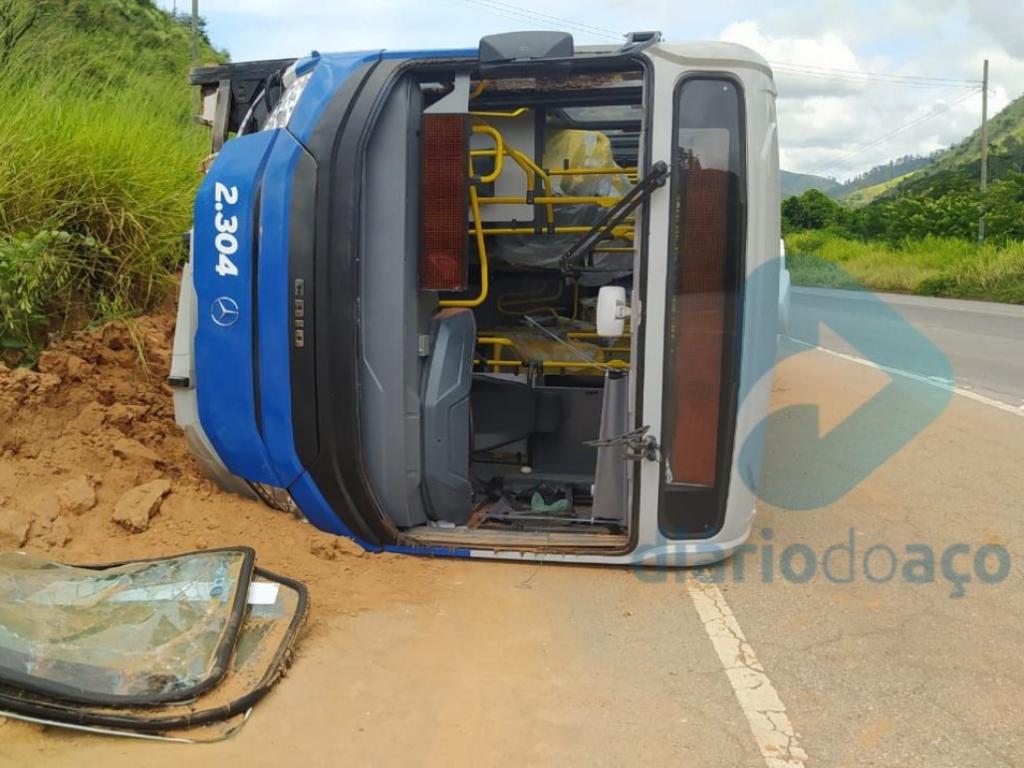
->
xmin=781 ymin=157 xmax=934 ymax=203
xmin=834 ymin=154 xmax=937 ymax=204
xmin=853 ymin=91 xmax=1024 ymax=203
xmin=783 ymin=91 xmax=1024 ymax=208
xmin=780 ymin=170 xmax=840 ymax=198
xmin=839 ymin=170 xmax=919 ymax=208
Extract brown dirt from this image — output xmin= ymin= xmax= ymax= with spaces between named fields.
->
xmin=0 ymin=301 xmax=447 ymax=627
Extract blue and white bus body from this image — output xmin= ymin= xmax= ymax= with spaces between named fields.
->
xmin=171 ymin=34 xmax=784 ymax=566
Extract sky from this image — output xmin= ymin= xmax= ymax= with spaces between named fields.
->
xmin=160 ymin=0 xmax=1024 ymax=181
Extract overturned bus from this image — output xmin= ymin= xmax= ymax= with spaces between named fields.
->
xmin=170 ymin=31 xmax=788 ymax=566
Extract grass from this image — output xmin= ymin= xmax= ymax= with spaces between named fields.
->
xmin=0 ymin=0 xmax=220 ymax=363
xmin=785 ymin=231 xmax=1024 ymax=304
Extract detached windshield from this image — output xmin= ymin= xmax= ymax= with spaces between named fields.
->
xmin=0 ymin=548 xmax=253 ymax=705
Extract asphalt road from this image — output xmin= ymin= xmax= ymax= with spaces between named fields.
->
xmin=789 ymin=287 xmax=1024 ymax=408
xmin=3 ymin=293 xmax=1022 ymax=768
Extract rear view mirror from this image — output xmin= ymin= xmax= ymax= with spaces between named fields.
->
xmin=596 ymin=285 xmax=630 ymax=338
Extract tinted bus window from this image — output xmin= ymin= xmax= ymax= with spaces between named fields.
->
xmin=659 ymin=77 xmax=745 ymax=539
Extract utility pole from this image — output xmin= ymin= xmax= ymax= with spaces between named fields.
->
xmin=978 ymin=58 xmax=989 ymax=242
xmin=191 ymin=0 xmax=198 ymax=65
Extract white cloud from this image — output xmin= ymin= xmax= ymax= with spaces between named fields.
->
xmin=163 ymin=0 xmax=1024 ymax=179
xmin=718 ymin=19 xmax=1018 ymax=180
xmin=966 ymin=0 xmax=1024 ymax=57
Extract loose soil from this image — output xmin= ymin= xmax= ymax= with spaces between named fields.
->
xmin=0 ymin=298 xmax=447 ymax=628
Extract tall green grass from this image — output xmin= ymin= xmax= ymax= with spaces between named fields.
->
xmin=0 ymin=0 xmax=219 ymax=363
xmin=785 ymin=231 xmax=1024 ymax=304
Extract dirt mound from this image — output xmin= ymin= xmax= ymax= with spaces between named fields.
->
xmin=0 ymin=305 xmax=443 ymax=624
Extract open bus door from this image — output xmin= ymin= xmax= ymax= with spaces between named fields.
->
xmin=627 ymin=45 xmax=780 ymax=564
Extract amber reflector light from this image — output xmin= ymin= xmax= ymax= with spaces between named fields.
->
xmin=420 ymin=113 xmax=469 ymax=291
xmin=669 ymin=163 xmax=728 ymax=487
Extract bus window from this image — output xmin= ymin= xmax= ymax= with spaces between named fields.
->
xmin=659 ymin=77 xmax=745 ymax=538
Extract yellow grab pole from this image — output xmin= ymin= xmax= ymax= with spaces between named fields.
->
xmin=547 ymin=167 xmax=637 ymax=176
xmin=471 ymin=125 xmax=504 ymax=184
xmin=469 ymin=107 xmax=529 ymax=118
xmin=468 ymin=79 xmax=489 ymax=100
xmin=440 ymin=185 xmax=489 ymax=308
xmin=474 ymin=195 xmax=623 ymax=207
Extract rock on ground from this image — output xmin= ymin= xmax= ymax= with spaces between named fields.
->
xmin=112 ymin=478 xmax=172 ymax=533
xmin=55 ymin=475 xmax=96 ymax=515
xmin=112 ymin=437 xmax=161 ymax=465
xmin=0 ymin=506 xmax=32 ymax=548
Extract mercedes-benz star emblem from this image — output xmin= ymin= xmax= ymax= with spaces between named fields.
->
xmin=210 ymin=296 xmax=240 ymax=327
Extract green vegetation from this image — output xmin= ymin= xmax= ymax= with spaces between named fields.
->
xmin=782 ymin=90 xmax=1024 ymax=304
xmin=783 ymin=180 xmax=1024 ymax=303
xmin=786 ymin=232 xmax=1024 ymax=303
xmin=0 ymin=0 xmax=223 ymax=363
xmin=784 ymin=172 xmax=1024 ymax=244
xmin=838 ymin=170 xmax=917 ymax=208
xmin=832 ymin=153 xmax=935 ymax=203
xmin=909 ymin=92 xmax=1024 ymax=190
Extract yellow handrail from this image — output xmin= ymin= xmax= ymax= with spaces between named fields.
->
xmin=503 ymin=145 xmax=556 ymax=228
xmin=471 ymin=359 xmax=628 ymax=373
xmin=544 ymin=359 xmax=628 ymax=371
xmin=476 ymin=225 xmax=634 ymax=237
xmin=478 ymin=336 xmax=516 ymax=345
xmin=471 ymin=125 xmax=504 ymax=184
xmin=476 ymin=336 xmax=518 ymax=373
xmin=468 ymin=79 xmax=489 ymax=100
xmin=547 ymin=167 xmax=637 ymax=176
xmin=435 ymin=122 xmax=637 ymax=306
xmin=439 ymin=184 xmax=489 ymax=308
xmin=476 ymin=195 xmax=622 ymax=208
xmin=470 ymin=107 xmax=529 ymax=118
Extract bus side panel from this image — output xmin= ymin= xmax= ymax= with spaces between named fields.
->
xmin=193 ymin=130 xmax=282 ymax=486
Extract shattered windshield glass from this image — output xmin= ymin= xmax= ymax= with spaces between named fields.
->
xmin=0 ymin=548 xmax=254 ymax=706
xmin=0 ymin=566 xmax=307 ymax=738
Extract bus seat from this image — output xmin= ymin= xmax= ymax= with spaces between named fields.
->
xmin=470 ymin=373 xmax=568 ymax=452
xmin=471 ymin=375 xmax=536 ymax=452
xmin=421 ymin=308 xmax=476 ymax=524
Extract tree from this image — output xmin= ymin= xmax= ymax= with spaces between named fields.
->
xmin=781 ymin=189 xmax=850 ymax=233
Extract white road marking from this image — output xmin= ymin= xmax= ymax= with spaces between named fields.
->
xmin=687 ymin=579 xmax=808 ymax=768
xmin=786 ymin=336 xmax=1024 ymax=418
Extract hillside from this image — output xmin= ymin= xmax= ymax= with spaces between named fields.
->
xmin=781 ymin=170 xmax=840 ymax=198
xmin=879 ymin=91 xmax=1024 ymax=198
xmin=839 ymin=170 xmax=919 ymax=207
xmin=782 ymin=155 xmax=936 ymax=204
xmin=0 ymin=0 xmax=224 ymax=364
xmin=833 ymin=154 xmax=936 ymax=204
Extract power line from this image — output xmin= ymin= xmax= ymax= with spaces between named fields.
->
xmin=447 ymin=0 xmax=982 ymax=91
xmin=447 ymin=0 xmax=620 ymax=41
xmin=819 ymin=87 xmax=981 ymax=175
xmin=769 ymin=61 xmax=979 ymax=87
xmin=771 ymin=66 xmax=979 ymax=90
xmin=822 ymin=87 xmax=980 ymax=172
